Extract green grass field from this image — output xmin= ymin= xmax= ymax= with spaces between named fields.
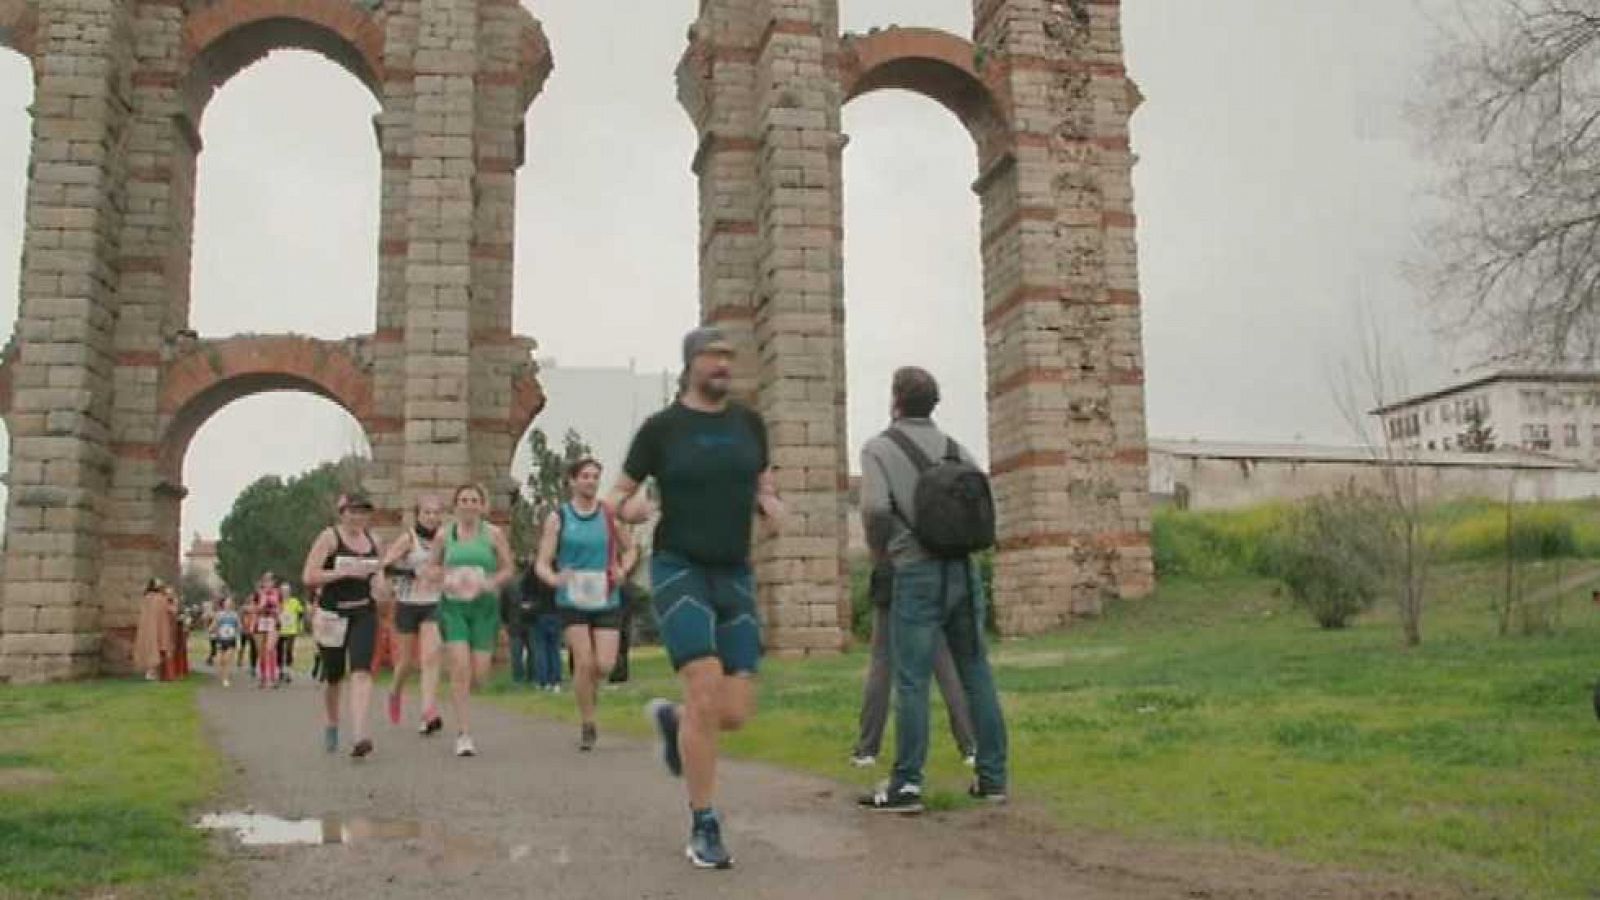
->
xmin=0 ymin=679 xmax=225 ymax=898
xmin=489 ymin=561 xmax=1600 ymax=898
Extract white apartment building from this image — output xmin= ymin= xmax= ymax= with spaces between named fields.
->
xmin=1374 ymin=371 xmax=1600 ymax=463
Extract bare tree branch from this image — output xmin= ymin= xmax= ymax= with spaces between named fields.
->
xmin=1417 ymin=0 xmax=1600 ymax=364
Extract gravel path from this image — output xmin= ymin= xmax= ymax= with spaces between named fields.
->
xmin=194 ymin=677 xmax=1468 ymax=899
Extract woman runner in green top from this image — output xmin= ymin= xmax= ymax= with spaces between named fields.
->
xmin=431 ymin=483 xmax=515 ymax=757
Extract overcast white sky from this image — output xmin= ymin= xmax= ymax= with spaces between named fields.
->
xmin=0 ymin=1 xmax=1465 ymax=540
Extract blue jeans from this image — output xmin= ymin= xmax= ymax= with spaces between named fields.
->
xmin=891 ymin=559 xmax=1008 ymax=791
xmin=532 ymin=613 xmax=564 ymax=687
xmin=508 ymin=621 xmax=536 ymax=683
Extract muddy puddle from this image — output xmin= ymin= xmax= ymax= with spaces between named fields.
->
xmin=197 ymin=812 xmax=533 ymax=865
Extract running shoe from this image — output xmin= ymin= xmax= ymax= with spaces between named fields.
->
xmin=967 ymin=781 xmax=1008 ymax=805
xmin=579 ymin=723 xmax=597 ymax=752
xmin=646 ymin=699 xmax=682 ymax=777
xmin=858 ymin=780 xmax=924 ymax=814
xmin=323 ymin=725 xmax=339 ymax=754
xmin=387 ymin=689 xmax=403 ymax=726
xmin=686 ymin=812 xmax=733 ymax=870
xmin=351 ymin=739 xmax=374 ymax=759
xmin=454 ymin=734 xmax=477 ymax=757
xmin=963 ymin=753 xmax=977 ymax=769
xmin=849 ymin=753 xmax=876 ymax=768
xmin=419 ymin=712 xmax=444 ymax=736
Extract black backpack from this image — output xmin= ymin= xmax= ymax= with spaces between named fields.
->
xmin=883 ymin=428 xmax=996 ymax=559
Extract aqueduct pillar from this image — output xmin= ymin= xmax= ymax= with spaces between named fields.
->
xmin=677 ymin=0 xmax=1152 ymax=652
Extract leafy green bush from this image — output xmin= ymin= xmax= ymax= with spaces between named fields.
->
xmin=1276 ymin=489 xmax=1393 ymax=629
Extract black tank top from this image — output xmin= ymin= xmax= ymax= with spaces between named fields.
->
xmin=320 ymin=527 xmax=378 ymax=611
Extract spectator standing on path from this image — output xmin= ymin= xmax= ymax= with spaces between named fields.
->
xmin=609 ymin=574 xmax=643 ymax=685
xmin=501 ymin=557 xmax=538 ymax=688
xmin=849 ymin=557 xmax=976 ymax=769
xmin=301 ymin=492 xmax=384 ymax=759
xmin=378 ymin=495 xmax=446 ymax=736
xmin=431 ymin=483 xmax=517 ymax=758
xmin=134 ymin=578 xmax=176 ymax=681
xmin=278 ymin=583 xmax=304 ymax=683
xmin=609 ymin=325 xmax=785 ymax=870
xmin=537 ymin=457 xmax=637 ymax=751
xmin=524 ymin=552 xmax=564 ymax=692
xmin=856 ymin=366 xmax=1009 ymax=813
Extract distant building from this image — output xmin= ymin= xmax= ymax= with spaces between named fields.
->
xmin=1149 ymin=439 xmax=1600 ymax=511
xmin=184 ymin=534 xmax=224 ymax=594
xmin=1373 ymin=371 xmax=1600 ymax=463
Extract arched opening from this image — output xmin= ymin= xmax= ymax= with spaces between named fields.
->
xmin=842 ymin=91 xmax=988 ymax=473
xmin=0 ymin=43 xmax=32 ymax=538
xmin=514 ymin=2 xmax=698 ymax=375
xmin=179 ymin=392 xmax=370 ymax=595
xmin=187 ymin=46 xmax=381 ymax=339
xmin=0 ymin=47 xmax=28 ymax=350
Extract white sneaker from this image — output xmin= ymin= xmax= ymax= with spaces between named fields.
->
xmin=964 ymin=754 xmax=977 ymax=769
xmin=222 ymin=679 xmax=231 ymax=688
xmin=454 ymin=734 xmax=477 ymax=757
xmin=850 ymin=754 xmax=876 ymax=768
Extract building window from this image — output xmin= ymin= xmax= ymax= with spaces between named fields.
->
xmin=1425 ymin=407 xmax=1433 ymax=425
xmin=1591 ymin=423 xmax=1600 ymax=447
xmin=1566 ymin=423 xmax=1580 ymax=447
xmin=1523 ymin=423 xmax=1551 ymax=450
xmin=1440 ymin=403 xmax=1451 ymax=424
xmin=1443 ymin=437 xmax=1454 ymax=450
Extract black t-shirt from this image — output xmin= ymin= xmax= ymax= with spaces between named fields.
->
xmin=623 ymin=401 xmax=768 ymax=566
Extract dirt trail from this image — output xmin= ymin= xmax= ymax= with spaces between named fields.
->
xmin=195 ymin=680 xmax=1472 ymax=899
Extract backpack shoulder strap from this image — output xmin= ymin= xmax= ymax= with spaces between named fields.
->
xmin=943 ymin=438 xmax=963 ymax=463
xmin=884 ymin=427 xmax=936 ymax=473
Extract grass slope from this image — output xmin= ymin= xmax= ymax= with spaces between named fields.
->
xmin=0 ymin=679 xmax=223 ymax=898
xmin=489 ymin=561 xmax=1600 ymax=898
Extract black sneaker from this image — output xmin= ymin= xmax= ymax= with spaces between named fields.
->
xmin=968 ymin=781 xmax=1008 ymax=804
xmin=686 ymin=812 xmax=733 ymax=869
xmin=858 ymin=781 xmax=924 ymax=814
xmin=579 ymin=723 xmax=597 ymax=752
xmin=646 ymin=699 xmax=683 ymax=777
xmin=350 ymin=739 xmax=374 ymax=759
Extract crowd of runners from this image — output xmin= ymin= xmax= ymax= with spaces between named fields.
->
xmin=190 ymin=325 xmax=1011 ymax=871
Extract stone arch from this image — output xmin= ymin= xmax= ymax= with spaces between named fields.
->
xmin=838 ymin=27 xmax=1007 ymax=149
xmin=181 ymin=0 xmax=386 ymax=118
xmin=157 ymin=335 xmax=375 ymax=482
xmin=0 ymin=0 xmax=38 ymax=65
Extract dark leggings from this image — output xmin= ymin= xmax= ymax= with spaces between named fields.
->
xmin=242 ymin=634 xmax=258 ymax=670
xmin=278 ymin=635 xmax=297 ymax=669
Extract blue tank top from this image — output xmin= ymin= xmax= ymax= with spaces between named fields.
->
xmin=556 ymin=502 xmax=620 ymax=611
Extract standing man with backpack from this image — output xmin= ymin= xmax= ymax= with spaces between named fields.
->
xmin=856 ymin=366 xmax=1009 ymax=813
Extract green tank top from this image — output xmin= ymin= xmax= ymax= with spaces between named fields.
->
xmin=443 ymin=522 xmax=498 ymax=602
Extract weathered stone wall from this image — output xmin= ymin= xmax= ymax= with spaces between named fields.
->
xmin=681 ymin=0 xmax=1153 ymax=648
xmin=0 ymin=0 xmax=549 ymax=681
xmin=0 ymin=0 xmax=1149 ymax=679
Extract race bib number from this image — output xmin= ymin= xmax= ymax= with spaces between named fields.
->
xmin=443 ymin=566 xmax=487 ymax=600
xmin=334 ymin=556 xmax=375 ymax=578
xmin=564 ymin=571 xmax=611 ymax=611
xmin=217 ymin=622 xmax=238 ymax=640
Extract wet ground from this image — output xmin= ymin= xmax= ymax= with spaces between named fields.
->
xmin=195 ymin=677 xmax=1475 ymax=899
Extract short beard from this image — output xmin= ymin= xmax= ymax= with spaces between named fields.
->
xmin=697 ymin=377 xmax=731 ymax=402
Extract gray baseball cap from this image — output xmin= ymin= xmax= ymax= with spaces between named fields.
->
xmin=682 ymin=326 xmax=735 ymax=367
